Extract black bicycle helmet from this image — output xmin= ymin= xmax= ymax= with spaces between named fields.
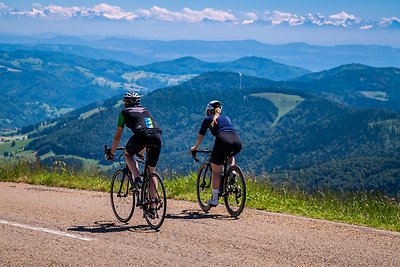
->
xmin=206 ymin=100 xmax=222 ymax=115
xmin=123 ymin=91 xmax=140 ymax=106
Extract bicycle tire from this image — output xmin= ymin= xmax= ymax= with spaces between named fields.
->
xmin=223 ymin=165 xmax=246 ymax=217
xmin=110 ymin=169 xmax=136 ymax=223
xmin=196 ymin=163 xmax=213 ymax=212
xmin=142 ymin=173 xmax=167 ymax=230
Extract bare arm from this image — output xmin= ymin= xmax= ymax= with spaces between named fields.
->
xmin=111 ymin=126 xmax=124 ymax=155
xmin=191 ymin=134 xmax=205 ymax=151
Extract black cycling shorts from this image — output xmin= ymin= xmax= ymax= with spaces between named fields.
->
xmin=210 ymin=131 xmax=242 ymax=165
xmin=125 ymin=131 xmax=162 ymax=167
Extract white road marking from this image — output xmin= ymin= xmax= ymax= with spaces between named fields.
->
xmin=0 ymin=219 xmax=94 ymax=241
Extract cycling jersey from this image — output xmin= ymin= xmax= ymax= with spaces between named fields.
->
xmin=117 ymin=105 xmax=162 ymax=167
xmin=199 ymin=115 xmax=236 ymax=136
xmin=198 ymin=114 xmax=241 ymax=165
xmin=117 ymin=105 xmax=162 ymax=135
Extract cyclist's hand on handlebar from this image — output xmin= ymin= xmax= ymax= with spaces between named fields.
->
xmin=104 ymin=147 xmax=114 ymax=161
xmin=189 ymin=147 xmax=195 ymax=157
xmin=105 ymin=153 xmax=114 ymax=161
xmin=190 ymin=147 xmax=200 ymax=162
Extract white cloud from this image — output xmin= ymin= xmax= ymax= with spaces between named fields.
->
xmin=329 ymin=11 xmax=357 ymax=20
xmin=93 ymin=3 xmax=136 ymax=20
xmin=245 ymin=12 xmax=258 ymax=21
xmin=327 ymin=11 xmax=361 ymax=27
xmin=360 ymin=25 xmax=373 ymax=30
xmin=242 ymin=19 xmax=255 ymax=25
xmin=136 ymin=6 xmax=236 ymax=23
xmin=1 ymin=3 xmax=398 ymax=31
xmin=305 ymin=13 xmax=325 ymax=26
xmin=264 ymin=10 xmax=304 ymax=26
xmin=381 ymin=16 xmax=400 ymax=23
xmin=379 ymin=17 xmax=400 ymax=29
xmin=8 ymin=3 xmax=137 ymax=20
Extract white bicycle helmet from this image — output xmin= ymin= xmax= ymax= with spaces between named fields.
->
xmin=206 ymin=100 xmax=222 ymax=115
xmin=123 ymin=91 xmax=140 ymax=106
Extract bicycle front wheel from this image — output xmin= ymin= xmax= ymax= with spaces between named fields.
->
xmin=142 ymin=173 xmax=167 ymax=230
xmin=223 ymin=165 xmax=246 ymax=217
xmin=110 ymin=169 xmax=135 ymax=223
xmin=196 ymin=163 xmax=213 ymax=212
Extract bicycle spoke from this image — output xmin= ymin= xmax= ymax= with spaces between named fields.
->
xmin=223 ymin=166 xmax=246 ymax=217
xmin=143 ymin=173 xmax=167 ymax=229
xmin=196 ymin=163 xmax=212 ymax=212
xmin=110 ymin=169 xmax=135 ymax=223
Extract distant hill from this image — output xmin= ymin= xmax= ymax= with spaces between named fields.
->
xmin=24 ymin=72 xmax=400 ymax=196
xmin=1 ymin=34 xmax=400 ymax=71
xmin=288 ymin=63 xmax=400 ymax=111
xmin=0 ymin=50 xmax=133 ymax=129
xmin=87 ymin=38 xmax=400 ymax=71
xmin=0 ymin=43 xmax=151 ymax=66
xmin=136 ymin=56 xmax=310 ymax=81
xmin=0 ymin=48 xmax=312 ymax=129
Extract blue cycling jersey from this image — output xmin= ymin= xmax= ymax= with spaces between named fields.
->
xmin=199 ymin=115 xmax=236 ymax=136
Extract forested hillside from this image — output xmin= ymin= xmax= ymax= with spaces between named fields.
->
xmin=25 ymin=72 xmax=400 ymax=196
xmin=287 ymin=64 xmax=400 ymax=111
xmin=0 ymin=48 xmax=310 ymax=130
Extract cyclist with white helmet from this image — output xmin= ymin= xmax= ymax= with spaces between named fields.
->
xmin=191 ymin=100 xmax=242 ymax=206
xmin=108 ymin=92 xmax=162 ymax=190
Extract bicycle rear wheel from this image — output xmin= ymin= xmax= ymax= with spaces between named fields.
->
xmin=223 ymin=165 xmax=246 ymax=217
xmin=196 ymin=163 xmax=212 ymax=212
xmin=142 ymin=173 xmax=167 ymax=230
xmin=110 ymin=169 xmax=135 ymax=223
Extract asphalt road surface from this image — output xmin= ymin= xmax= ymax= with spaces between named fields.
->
xmin=1 ymin=182 xmax=399 ymax=266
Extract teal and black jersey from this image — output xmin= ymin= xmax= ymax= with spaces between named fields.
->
xmin=117 ymin=105 xmax=162 ymax=135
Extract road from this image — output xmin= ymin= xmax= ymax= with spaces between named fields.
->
xmin=1 ymin=182 xmax=399 ymax=266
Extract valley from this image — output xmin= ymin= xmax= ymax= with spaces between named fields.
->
xmin=0 ymin=41 xmax=399 ymax=198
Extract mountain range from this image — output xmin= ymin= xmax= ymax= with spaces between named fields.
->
xmin=0 ymin=48 xmax=309 ymax=129
xmin=23 ymin=71 xmax=400 ymax=196
xmin=1 ymin=39 xmax=399 ymax=196
xmin=1 ymin=34 xmax=400 ymax=71
xmin=1 ymin=46 xmax=399 ymax=130
xmin=287 ymin=64 xmax=400 ymax=111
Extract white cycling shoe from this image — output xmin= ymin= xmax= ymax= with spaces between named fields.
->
xmin=206 ymin=198 xmax=219 ymax=207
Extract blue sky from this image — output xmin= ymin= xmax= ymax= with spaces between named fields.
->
xmin=0 ymin=1 xmax=399 ymax=46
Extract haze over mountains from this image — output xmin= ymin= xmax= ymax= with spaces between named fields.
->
xmin=1 ymin=34 xmax=400 ymax=71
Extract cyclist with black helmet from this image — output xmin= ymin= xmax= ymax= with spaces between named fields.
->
xmin=191 ymin=100 xmax=242 ymax=206
xmin=108 ymin=92 xmax=162 ymax=194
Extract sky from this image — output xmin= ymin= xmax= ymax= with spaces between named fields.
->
xmin=0 ymin=1 xmax=399 ymax=46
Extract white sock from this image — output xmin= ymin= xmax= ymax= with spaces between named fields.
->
xmin=212 ymin=189 xmax=219 ymax=200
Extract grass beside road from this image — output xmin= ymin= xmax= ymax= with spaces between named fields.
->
xmin=0 ymin=161 xmax=109 ymax=192
xmin=167 ymin=175 xmax=400 ymax=232
xmin=1 ymin=161 xmax=399 ymax=232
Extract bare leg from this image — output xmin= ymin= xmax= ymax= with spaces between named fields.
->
xmin=147 ymin=165 xmax=158 ymax=207
xmin=124 ymin=150 xmax=140 ymax=178
xmin=227 ymin=156 xmax=236 ymax=167
xmin=210 ymin=163 xmax=223 ymax=191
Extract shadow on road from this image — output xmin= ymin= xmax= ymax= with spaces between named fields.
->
xmin=166 ymin=209 xmax=238 ymax=221
xmin=68 ymin=221 xmax=157 ymax=234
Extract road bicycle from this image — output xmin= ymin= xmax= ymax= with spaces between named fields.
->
xmin=191 ymin=150 xmax=246 ymax=217
xmin=104 ymin=145 xmax=167 ymax=230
